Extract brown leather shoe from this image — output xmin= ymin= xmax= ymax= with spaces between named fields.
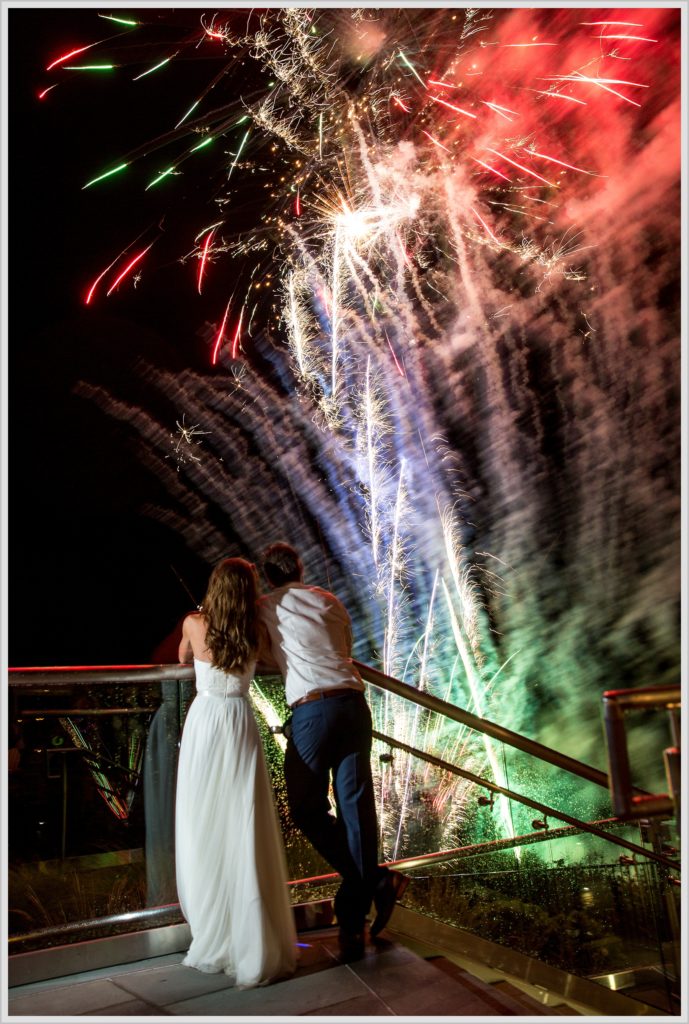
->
xmin=370 ymin=870 xmax=410 ymax=939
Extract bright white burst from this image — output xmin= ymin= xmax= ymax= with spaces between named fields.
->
xmin=168 ymin=416 xmax=211 ymax=471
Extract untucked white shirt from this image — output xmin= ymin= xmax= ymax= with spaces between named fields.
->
xmin=258 ymin=583 xmax=364 ymax=707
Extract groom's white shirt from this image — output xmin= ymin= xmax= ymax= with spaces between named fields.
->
xmin=257 ymin=582 xmax=364 ymax=707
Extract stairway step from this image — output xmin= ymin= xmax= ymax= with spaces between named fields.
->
xmin=427 ymin=956 xmax=552 ymax=1015
xmin=493 ymin=980 xmax=580 ymax=1015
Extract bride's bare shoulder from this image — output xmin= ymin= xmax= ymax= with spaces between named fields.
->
xmin=183 ymin=611 xmax=206 ymax=634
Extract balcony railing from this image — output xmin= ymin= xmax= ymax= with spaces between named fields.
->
xmin=8 ymin=663 xmax=680 ymax=1012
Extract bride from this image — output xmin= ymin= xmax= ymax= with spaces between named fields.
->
xmin=175 ymin=558 xmax=297 ymax=987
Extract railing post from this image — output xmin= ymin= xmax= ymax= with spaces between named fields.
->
xmin=664 ymin=701 xmax=681 ymax=836
xmin=61 ymin=755 xmax=68 ymax=862
xmin=602 ymin=699 xmax=633 ymax=817
xmin=663 ymin=747 xmax=680 ymax=833
xmin=602 ymin=685 xmax=679 ymax=821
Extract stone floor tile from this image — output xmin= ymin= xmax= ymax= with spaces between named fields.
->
xmin=293 ymin=938 xmax=339 ymax=975
xmin=112 ymin=963 xmax=237 ymax=1005
xmin=78 ymin=996 xmax=169 ymax=1016
xmin=360 ymin=940 xmax=419 ymax=965
xmin=166 ymin=963 xmax=367 ymax=1016
xmin=348 ymin=950 xmax=433 ymax=994
xmin=302 ymin=992 xmax=394 ymax=1015
xmin=400 ymin=938 xmax=507 ymax=983
xmin=350 ymin=955 xmax=497 ymax=1015
xmin=8 ymin=978 xmax=138 ymax=1016
xmin=85 ymin=952 xmax=187 ymax=982
xmin=8 ymin=952 xmax=187 ymax=997
xmin=388 ymin=979 xmax=508 ymax=1016
xmin=317 ymin=932 xmax=416 ymax=971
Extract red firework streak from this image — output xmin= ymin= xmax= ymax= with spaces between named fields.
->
xmin=105 ymin=242 xmax=156 ymax=297
xmin=230 ymin=307 xmax=244 ymax=360
xmin=384 ymin=329 xmax=405 ymax=377
xmin=211 ymin=300 xmax=231 ymax=364
xmin=85 ymin=260 xmax=118 ymax=305
xmin=197 ymin=228 xmax=216 ymax=294
xmin=211 ymin=303 xmax=244 ymax=364
xmin=46 ymin=44 xmax=95 ymax=71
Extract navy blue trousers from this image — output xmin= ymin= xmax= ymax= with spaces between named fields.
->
xmin=285 ymin=690 xmax=387 ymax=933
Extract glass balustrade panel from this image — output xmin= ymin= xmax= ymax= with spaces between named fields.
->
xmin=9 ymin=676 xmax=188 ymax=946
xmin=8 ymin=674 xmax=339 ymax=950
xmin=400 ymin=809 xmax=678 ymax=1012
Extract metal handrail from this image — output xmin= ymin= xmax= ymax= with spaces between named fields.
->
xmin=8 ymin=665 xmax=195 ymax=686
xmin=22 ymin=708 xmax=157 ymax=715
xmin=357 ymin=661 xmax=612 ymax=790
xmin=8 ymin=905 xmax=184 ymax=950
xmin=372 ymin=728 xmax=679 ymax=870
xmin=11 ymin=661 xmax=620 ymax=791
xmin=603 ymin=684 xmax=680 ymax=709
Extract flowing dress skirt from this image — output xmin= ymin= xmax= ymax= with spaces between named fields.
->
xmin=175 ymin=692 xmax=296 ymax=987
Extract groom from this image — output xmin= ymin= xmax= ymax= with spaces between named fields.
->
xmin=257 ymin=542 xmax=408 ymax=960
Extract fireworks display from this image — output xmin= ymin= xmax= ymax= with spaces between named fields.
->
xmin=33 ymin=6 xmax=681 ymax=859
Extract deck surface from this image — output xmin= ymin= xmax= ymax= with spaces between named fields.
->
xmin=7 ymin=926 xmax=562 ymax=1018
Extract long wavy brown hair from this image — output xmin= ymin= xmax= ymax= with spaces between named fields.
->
xmin=201 ymin=558 xmax=258 ymax=671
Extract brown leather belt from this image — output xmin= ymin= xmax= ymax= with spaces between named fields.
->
xmin=290 ymin=686 xmax=361 ymax=710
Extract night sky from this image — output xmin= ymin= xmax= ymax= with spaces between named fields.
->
xmin=10 ymin=9 xmax=243 ymax=664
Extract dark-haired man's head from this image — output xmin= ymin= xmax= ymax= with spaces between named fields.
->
xmin=262 ymin=543 xmax=303 ymax=589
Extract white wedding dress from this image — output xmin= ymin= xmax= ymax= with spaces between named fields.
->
xmin=175 ymin=658 xmax=297 ymax=987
